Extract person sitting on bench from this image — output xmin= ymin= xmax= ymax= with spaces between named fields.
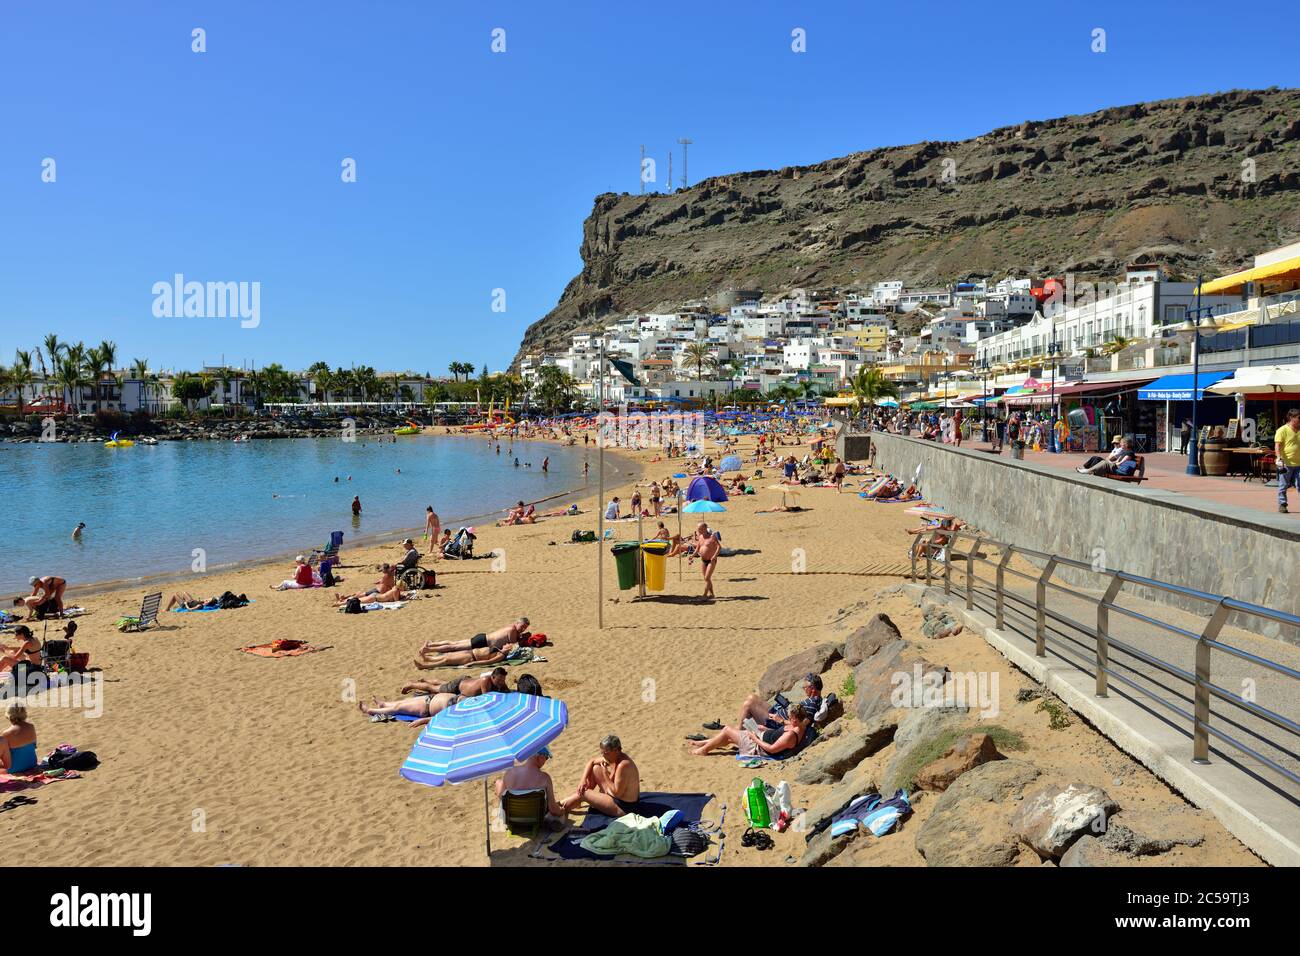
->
xmin=1077 ymin=438 xmax=1137 ymax=477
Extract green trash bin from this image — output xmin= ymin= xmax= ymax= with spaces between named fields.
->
xmin=611 ymin=542 xmax=640 ymax=591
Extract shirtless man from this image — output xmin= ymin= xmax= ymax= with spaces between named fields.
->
xmin=424 ymin=506 xmax=441 ymax=558
xmin=401 ymin=668 xmax=509 ymax=699
xmin=560 ymin=734 xmax=641 ymax=816
xmin=495 ymin=746 xmax=564 ymax=818
xmin=689 ymin=523 xmax=720 ymax=599
xmin=16 ymin=575 xmax=66 ymax=619
xmin=420 ymin=618 xmax=529 ymax=655
xmin=333 ymin=564 xmax=401 ymax=605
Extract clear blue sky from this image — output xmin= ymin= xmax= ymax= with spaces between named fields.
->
xmin=2 ymin=0 xmax=1295 ymax=376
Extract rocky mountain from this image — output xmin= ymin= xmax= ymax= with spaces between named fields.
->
xmin=514 ymin=88 xmax=1300 ymax=364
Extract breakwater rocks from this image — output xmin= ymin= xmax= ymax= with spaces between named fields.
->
xmin=2 ymin=415 xmax=421 ymax=444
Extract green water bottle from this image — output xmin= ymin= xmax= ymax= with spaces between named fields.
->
xmin=746 ymin=777 xmax=771 ymax=829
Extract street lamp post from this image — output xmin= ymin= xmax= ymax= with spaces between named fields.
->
xmin=1184 ymin=277 xmax=1215 ymax=476
xmin=1048 ymin=322 xmax=1061 ymax=451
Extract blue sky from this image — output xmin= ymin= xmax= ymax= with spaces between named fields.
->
xmin=2 ymin=0 xmax=1296 ymax=376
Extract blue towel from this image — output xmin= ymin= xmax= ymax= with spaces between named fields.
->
xmin=173 ymin=600 xmax=254 ymax=613
xmin=546 ymin=792 xmax=713 ymax=861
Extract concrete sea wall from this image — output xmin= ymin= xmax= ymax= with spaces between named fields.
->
xmin=848 ymin=431 xmax=1300 ymax=644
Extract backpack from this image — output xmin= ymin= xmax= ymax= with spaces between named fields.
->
xmin=47 ymin=749 xmax=99 ymax=771
xmin=571 ymin=530 xmax=596 ymax=543
xmin=321 ymin=565 xmax=336 ymax=587
xmin=344 ymin=597 xmax=365 ymax=614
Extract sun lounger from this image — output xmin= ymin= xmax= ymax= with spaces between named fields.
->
xmin=120 ymin=592 xmax=162 ymax=632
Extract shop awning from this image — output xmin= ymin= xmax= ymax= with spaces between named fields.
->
xmin=1000 ymin=378 xmax=1155 ymax=406
xmin=1136 ymin=371 xmax=1235 ymax=402
xmin=1195 ymin=253 xmax=1300 ymax=296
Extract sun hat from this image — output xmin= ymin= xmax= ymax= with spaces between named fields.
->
xmin=295 ymin=554 xmax=306 ymax=563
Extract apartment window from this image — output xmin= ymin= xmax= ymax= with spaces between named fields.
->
xmin=1163 ymin=304 xmax=1186 ymax=326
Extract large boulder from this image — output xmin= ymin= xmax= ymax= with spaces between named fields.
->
xmin=795 ymin=714 xmax=897 ymax=785
xmin=757 ymin=642 xmax=842 ymax=700
xmin=891 ymin=705 xmax=970 ymax=753
xmin=1012 ymin=783 xmax=1119 ymax=859
xmin=841 ymin=613 xmax=902 ymax=666
xmin=914 ymin=733 xmax=1003 ymax=792
xmin=853 ymin=639 xmax=949 ymax=724
xmin=914 ymin=759 xmax=1041 ymax=867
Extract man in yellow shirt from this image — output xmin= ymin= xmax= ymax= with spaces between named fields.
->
xmin=1276 ymin=408 xmax=1300 ymax=514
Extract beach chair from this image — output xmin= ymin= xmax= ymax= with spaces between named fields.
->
xmin=121 ymin=591 xmax=163 ymax=632
xmin=311 ymin=531 xmax=344 ymax=565
xmin=500 ymin=789 xmax=548 ymax=838
xmin=40 ymin=638 xmax=72 ymax=672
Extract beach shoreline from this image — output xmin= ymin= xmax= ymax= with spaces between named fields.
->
xmin=46 ymin=434 xmax=642 ymax=603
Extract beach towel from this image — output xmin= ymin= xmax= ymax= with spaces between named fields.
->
xmin=174 ymin=600 xmax=255 ymax=613
xmin=578 ymin=814 xmax=670 ymax=858
xmin=361 ymin=601 xmax=408 ymax=611
xmin=0 ymin=770 xmax=81 ymax=792
xmin=875 ymin=494 xmax=922 ymax=504
xmin=238 ymin=640 xmax=326 ymax=658
xmin=545 ymin=792 xmax=713 ymax=863
xmin=823 ymin=789 xmax=911 ymax=839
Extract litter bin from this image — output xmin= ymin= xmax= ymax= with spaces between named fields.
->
xmin=611 ymin=542 xmax=640 ymax=591
xmin=640 ymin=541 xmax=669 ymax=591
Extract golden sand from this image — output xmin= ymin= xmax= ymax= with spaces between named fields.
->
xmin=1 ymin=431 xmax=1261 ymax=866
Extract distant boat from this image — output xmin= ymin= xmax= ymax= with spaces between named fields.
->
xmin=139 ymin=437 xmax=158 ymax=446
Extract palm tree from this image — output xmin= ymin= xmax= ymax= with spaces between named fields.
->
xmin=681 ymin=342 xmax=713 ymax=381
xmin=10 ymin=351 xmax=35 ymax=410
xmin=306 ymin=362 xmax=332 ymax=402
xmin=850 ymin=366 xmax=899 ymax=417
xmin=38 ymin=334 xmax=64 ymax=401
xmin=1102 ymin=334 xmax=1134 ymax=356
xmin=84 ymin=345 xmax=109 ymax=412
xmin=130 ymin=357 xmax=150 ymax=381
xmin=54 ymin=357 xmax=87 ymax=414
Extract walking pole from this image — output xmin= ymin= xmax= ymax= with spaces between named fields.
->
xmin=597 ymin=338 xmax=605 ymax=630
xmin=678 ymin=492 xmax=683 ymax=583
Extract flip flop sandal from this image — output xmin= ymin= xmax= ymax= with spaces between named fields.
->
xmin=703 ymin=719 xmax=723 ymax=730
xmin=741 ymin=827 xmax=774 ymax=851
xmin=685 ymin=734 xmax=708 ymax=741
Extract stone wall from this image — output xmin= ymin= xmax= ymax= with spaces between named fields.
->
xmin=863 ymin=431 xmax=1300 ymax=644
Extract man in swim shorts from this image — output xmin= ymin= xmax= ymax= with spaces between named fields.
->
xmin=419 ymin=618 xmax=529 ymax=655
xmin=402 ymin=667 xmax=509 ymax=699
xmin=690 ymin=523 xmax=720 ymax=599
xmin=559 ymin=734 xmax=641 ymax=816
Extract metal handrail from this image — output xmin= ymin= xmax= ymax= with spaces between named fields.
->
xmin=909 ymin=528 xmax=1300 ymax=789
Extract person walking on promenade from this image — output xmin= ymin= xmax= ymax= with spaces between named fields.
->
xmin=1275 ymin=407 xmax=1300 ymax=514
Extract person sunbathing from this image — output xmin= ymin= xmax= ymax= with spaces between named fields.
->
xmin=559 ymin=734 xmax=641 ymax=816
xmin=411 ymin=642 xmax=522 ymax=669
xmin=332 ymin=565 xmax=401 ymax=605
xmin=689 ymin=706 xmax=810 ymax=758
xmin=862 ymin=477 xmax=901 ymax=499
xmin=401 ymin=668 xmax=509 ymax=697
xmin=420 ymin=618 xmax=530 ymax=655
xmin=754 ymin=501 xmax=804 ymax=513
xmin=357 ymin=692 xmax=457 ymax=727
xmin=0 ymin=626 xmax=41 ymax=673
xmin=0 ymin=703 xmax=39 ymax=774
xmin=497 ymin=501 xmax=529 ymax=526
xmin=271 ymin=556 xmax=319 ymax=590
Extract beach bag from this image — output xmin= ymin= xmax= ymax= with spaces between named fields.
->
xmin=47 ymin=749 xmax=98 ymax=771
xmin=321 ymin=565 xmax=336 ymax=587
xmin=344 ymin=597 xmax=365 ymax=614
xmin=669 ymin=828 xmax=709 ymax=857
xmin=744 ymin=778 xmax=773 ymax=829
xmin=422 ymin=569 xmax=437 ymax=589
xmin=571 ymin=529 xmax=596 ymax=543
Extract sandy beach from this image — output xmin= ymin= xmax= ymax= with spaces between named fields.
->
xmin=0 ymin=430 xmax=1263 ymax=867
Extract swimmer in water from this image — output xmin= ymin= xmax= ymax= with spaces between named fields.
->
xmin=71 ymin=522 xmax=85 ymax=540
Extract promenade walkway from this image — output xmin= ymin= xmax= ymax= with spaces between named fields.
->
xmin=950 ymin=435 xmax=1291 ymax=518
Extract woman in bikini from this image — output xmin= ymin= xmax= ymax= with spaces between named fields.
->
xmin=688 ymin=707 xmax=810 ymax=757
xmin=411 ymin=643 xmax=521 ymax=670
xmin=357 ymin=692 xmax=457 ymax=727
xmin=400 ymin=670 xmax=509 ymax=699
xmin=0 ymin=626 xmax=42 ymax=673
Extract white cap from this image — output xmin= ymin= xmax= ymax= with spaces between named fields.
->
xmin=295 ymin=555 xmax=306 ymax=563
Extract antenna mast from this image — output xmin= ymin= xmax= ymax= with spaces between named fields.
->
xmin=677 ymin=137 xmax=693 ymax=188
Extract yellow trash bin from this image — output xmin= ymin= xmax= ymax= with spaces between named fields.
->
xmin=641 ymin=541 xmax=669 ymax=592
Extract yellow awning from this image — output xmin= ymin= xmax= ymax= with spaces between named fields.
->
xmin=823 ymin=396 xmax=857 ymax=407
xmin=1195 ymin=253 xmax=1300 ymax=295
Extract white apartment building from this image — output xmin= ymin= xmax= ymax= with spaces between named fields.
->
xmin=871 ymin=281 xmax=904 ymax=306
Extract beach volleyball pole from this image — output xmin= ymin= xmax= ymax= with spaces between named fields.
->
xmin=597 ymin=337 xmax=605 ymax=630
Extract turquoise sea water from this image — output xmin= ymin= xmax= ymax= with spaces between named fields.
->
xmin=0 ymin=436 xmax=595 ymax=594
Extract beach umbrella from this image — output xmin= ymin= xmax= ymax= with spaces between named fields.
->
xmin=401 ymin=691 xmax=568 ymax=856
xmin=686 ymin=475 xmax=729 ymax=502
xmin=1206 ymin=363 xmax=1300 ymax=435
xmin=683 ymin=499 xmax=726 ymax=513
xmin=719 ymin=454 xmax=742 ymax=472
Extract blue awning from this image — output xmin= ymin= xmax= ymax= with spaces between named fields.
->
xmin=1137 ymin=371 xmax=1235 ymax=402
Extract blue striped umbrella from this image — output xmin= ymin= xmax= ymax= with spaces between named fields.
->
xmin=401 ymin=692 xmax=568 ymax=787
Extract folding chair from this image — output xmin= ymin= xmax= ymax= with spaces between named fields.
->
xmin=500 ymin=789 xmax=548 ymax=838
xmin=40 ymin=638 xmax=72 ymax=672
xmin=311 ymin=531 xmax=344 ymax=565
xmin=122 ymin=591 xmax=163 ymax=632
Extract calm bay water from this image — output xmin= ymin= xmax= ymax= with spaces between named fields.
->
xmin=0 ymin=436 xmax=595 ymax=594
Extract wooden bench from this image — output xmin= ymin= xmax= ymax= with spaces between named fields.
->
xmin=1101 ymin=454 xmax=1146 ymax=484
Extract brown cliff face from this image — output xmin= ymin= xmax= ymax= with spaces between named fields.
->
xmin=514 ymin=88 xmax=1300 ymax=365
